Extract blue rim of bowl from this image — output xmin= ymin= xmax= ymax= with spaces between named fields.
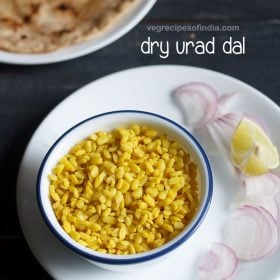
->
xmin=36 ymin=110 xmax=213 ymax=265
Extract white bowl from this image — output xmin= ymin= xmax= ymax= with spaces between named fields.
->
xmin=0 ymin=1 xmax=156 ymax=65
xmin=37 ymin=110 xmax=213 ymax=271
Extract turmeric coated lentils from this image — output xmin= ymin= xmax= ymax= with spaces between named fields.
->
xmin=49 ymin=124 xmax=199 ymax=255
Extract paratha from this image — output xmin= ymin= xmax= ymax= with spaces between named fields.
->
xmin=0 ymin=0 xmax=136 ymax=53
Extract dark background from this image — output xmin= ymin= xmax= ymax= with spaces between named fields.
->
xmin=1 ymin=0 xmax=280 ymax=278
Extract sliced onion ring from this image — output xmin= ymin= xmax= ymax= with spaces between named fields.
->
xmin=208 ymin=113 xmax=241 ymax=149
xmin=173 ymin=89 xmax=209 ymax=128
xmin=173 ymin=82 xmax=218 ymax=128
xmin=243 ymin=113 xmax=269 ymax=134
xmin=216 ymin=93 xmax=238 ymax=116
xmin=275 ymin=193 xmax=280 ymax=234
xmin=205 ymin=112 xmax=242 ymax=158
xmin=243 ymin=173 xmax=280 ymax=197
xmin=173 ymin=82 xmax=240 ymax=157
xmin=198 ymin=242 xmax=238 ymax=280
xmin=231 ymin=173 xmax=280 ymax=220
xmin=225 ymin=206 xmax=279 ymax=260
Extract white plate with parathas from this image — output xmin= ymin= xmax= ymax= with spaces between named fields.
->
xmin=17 ymin=65 xmax=280 ymax=279
xmin=0 ymin=0 xmax=156 ymax=65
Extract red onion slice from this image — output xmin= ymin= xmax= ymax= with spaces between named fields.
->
xmin=173 ymin=89 xmax=209 ymax=128
xmin=243 ymin=113 xmax=269 ymax=134
xmin=225 ymin=206 xmax=279 ymax=260
xmin=232 ymin=173 xmax=280 ymax=219
xmin=243 ymin=173 xmax=280 ymax=197
xmin=275 ymin=193 xmax=280 ymax=234
xmin=198 ymin=242 xmax=238 ymax=280
xmin=173 ymin=82 xmax=218 ymax=128
xmin=206 ymin=112 xmax=242 ymax=157
xmin=209 ymin=113 xmax=241 ymax=149
xmin=216 ymin=93 xmax=238 ymax=116
xmin=173 ymin=82 xmax=241 ymax=157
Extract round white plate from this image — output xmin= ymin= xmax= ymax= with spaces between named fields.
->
xmin=17 ymin=65 xmax=280 ymax=280
xmin=0 ymin=0 xmax=156 ymax=65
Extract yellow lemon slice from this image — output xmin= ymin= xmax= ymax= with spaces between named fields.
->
xmin=230 ymin=118 xmax=279 ymax=176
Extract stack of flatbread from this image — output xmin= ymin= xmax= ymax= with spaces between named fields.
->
xmin=0 ymin=0 xmax=135 ymax=53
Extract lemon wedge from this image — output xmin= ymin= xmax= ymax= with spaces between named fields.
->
xmin=230 ymin=118 xmax=279 ymax=176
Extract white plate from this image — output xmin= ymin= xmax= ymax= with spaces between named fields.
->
xmin=17 ymin=65 xmax=280 ymax=280
xmin=0 ymin=1 xmax=156 ymax=65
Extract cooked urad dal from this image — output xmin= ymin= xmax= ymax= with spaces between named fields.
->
xmin=0 ymin=0 xmax=136 ymax=53
xmin=49 ymin=124 xmax=200 ymax=255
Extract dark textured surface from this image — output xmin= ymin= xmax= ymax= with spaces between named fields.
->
xmin=0 ymin=0 xmax=279 ymax=278
xmin=149 ymin=0 xmax=280 ymax=21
